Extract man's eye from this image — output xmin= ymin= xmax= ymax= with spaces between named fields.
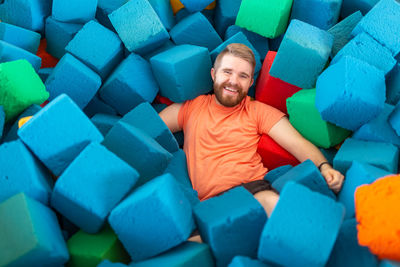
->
xmin=240 ymin=75 xmax=248 ymax=79
xmin=224 ymin=70 xmax=231 ymax=74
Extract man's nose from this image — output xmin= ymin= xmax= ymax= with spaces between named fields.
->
xmin=229 ymin=73 xmax=239 ymax=85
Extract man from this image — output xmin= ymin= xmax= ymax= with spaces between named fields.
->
xmin=159 ymin=43 xmax=344 ymax=217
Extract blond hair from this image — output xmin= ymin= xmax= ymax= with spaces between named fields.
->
xmin=213 ymin=43 xmax=256 ymax=76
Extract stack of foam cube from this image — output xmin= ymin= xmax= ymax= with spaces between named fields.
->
xmin=1 ymin=0 xmax=400 ymax=265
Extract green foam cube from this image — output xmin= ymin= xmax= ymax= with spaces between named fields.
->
xmin=287 ymin=89 xmax=351 ymax=148
xmin=235 ymin=0 xmax=293 ymax=38
xmin=66 ymin=225 xmax=130 ymax=267
xmin=0 ymin=60 xmax=49 ymax=122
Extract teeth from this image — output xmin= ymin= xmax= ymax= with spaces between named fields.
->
xmin=224 ymin=87 xmax=237 ymax=92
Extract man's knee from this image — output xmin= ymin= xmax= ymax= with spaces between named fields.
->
xmin=253 ymin=190 xmax=280 ymax=217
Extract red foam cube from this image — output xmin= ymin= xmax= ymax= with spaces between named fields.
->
xmin=255 ymin=51 xmax=301 ymax=114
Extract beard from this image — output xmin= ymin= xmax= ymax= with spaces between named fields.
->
xmin=213 ymin=81 xmax=247 ymax=107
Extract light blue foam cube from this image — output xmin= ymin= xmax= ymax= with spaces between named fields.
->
xmin=0 ymin=40 xmax=41 ymax=71
xmin=315 ymin=56 xmax=385 ymax=131
xmin=229 ymin=256 xmax=269 ymax=267
xmin=214 ymin=0 xmax=242 ymax=37
xmin=148 ymin=0 xmax=175 ymax=31
xmin=194 ymin=186 xmax=267 ymax=267
xmin=150 ymin=44 xmax=212 ymax=103
xmin=258 ymin=181 xmax=344 ymax=267
xmin=108 ymin=173 xmax=195 ymax=262
xmin=52 ymin=0 xmax=97 ymax=23
xmin=269 ymin=19 xmax=333 ymax=89
xmin=0 ymin=22 xmax=41 ymax=54
xmin=264 ymin=165 xmax=293 ymax=183
xmin=17 ymin=94 xmax=104 ymax=176
xmin=386 ymin=62 xmax=400 ymax=105
xmin=95 ymin=0 xmax=128 ymax=31
xmin=109 ymin=0 xmax=169 ymax=54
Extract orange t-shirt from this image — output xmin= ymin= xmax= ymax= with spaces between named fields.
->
xmin=178 ymin=94 xmax=285 ymax=200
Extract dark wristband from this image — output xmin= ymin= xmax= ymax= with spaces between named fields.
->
xmin=318 ymin=161 xmax=330 ymax=171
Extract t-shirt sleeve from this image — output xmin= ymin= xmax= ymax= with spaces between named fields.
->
xmin=178 ymin=100 xmax=191 ymax=129
xmin=255 ymin=101 xmax=286 ymax=135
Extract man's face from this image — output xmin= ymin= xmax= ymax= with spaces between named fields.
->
xmin=211 ymin=54 xmax=254 ymax=107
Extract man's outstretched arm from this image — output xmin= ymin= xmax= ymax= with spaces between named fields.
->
xmin=159 ymin=103 xmax=183 ymax=133
xmin=268 ymin=117 xmax=345 ymax=193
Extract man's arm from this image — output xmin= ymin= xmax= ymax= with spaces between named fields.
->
xmin=159 ymin=103 xmax=183 ymax=133
xmin=268 ymin=117 xmax=345 ymax=193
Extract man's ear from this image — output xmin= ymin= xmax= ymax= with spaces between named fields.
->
xmin=211 ymin=68 xmax=215 ymax=82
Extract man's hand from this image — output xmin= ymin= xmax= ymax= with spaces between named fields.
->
xmin=320 ymin=163 xmax=345 ymax=193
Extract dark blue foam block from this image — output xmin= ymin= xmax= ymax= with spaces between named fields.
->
xmin=0 ymin=22 xmax=41 ymax=54
xmin=326 ymin=219 xmax=379 ymax=267
xmin=142 ymin=40 xmax=175 ymax=61
xmin=214 ymin=0 xmax=241 ymax=36
xmin=0 ymin=193 xmax=69 ymax=266
xmin=229 ymin=256 xmax=269 ymax=267
xmin=65 ymin=20 xmax=124 ymax=80
xmin=179 ymin=0 xmax=214 ymax=12
xmin=352 ymin=0 xmax=400 ymax=56
xmin=148 ymin=0 xmax=175 ymax=31
xmin=353 ymin=103 xmax=400 ymax=147
xmin=389 ymin=101 xmax=400 ymax=136
xmin=45 ymin=53 xmax=102 ymax=109
xmin=225 ymin=25 xmax=269 ymax=61
xmin=264 ymin=165 xmax=293 ymax=184
xmin=0 ymin=40 xmax=41 ymax=71
xmin=2 ymin=104 xmax=41 ymax=143
xmin=98 ymin=260 xmax=128 ymax=267
xmin=83 ymin=94 xmax=118 ymax=118
xmin=268 ymin=34 xmax=284 ymax=52
xmin=103 ymin=122 xmax=172 ymax=186
xmin=51 ymin=142 xmax=139 ymax=234
xmin=150 ymin=44 xmax=212 ymax=103
xmin=95 ymin=0 xmax=127 ymax=32
xmin=0 ymin=106 xmax=4 ymax=139
xmin=52 ymin=0 xmax=97 ymax=23
xmin=109 ymin=173 xmax=195 ymax=261
xmin=315 ymin=56 xmax=386 ymax=131
xmin=91 ymin=113 xmax=121 ymax=137
xmin=194 ymin=186 xmax=267 ymax=267
xmin=170 ymin=12 xmax=222 ymax=51
xmin=290 ymin=0 xmax=342 ymax=30
xmin=272 ymin=159 xmax=335 ymax=199
xmin=333 ymin=138 xmax=399 ymax=174
xmin=386 ymin=62 xmax=400 ymax=105
xmin=133 ymin=242 xmax=214 ymax=267
xmin=17 ymin=94 xmax=104 ymax=176
xmin=38 ymin=67 xmax=53 ymax=83
xmin=331 ymin=32 xmax=396 ymax=75
xmin=269 ymin=19 xmax=333 ymax=89
xmin=338 ymin=161 xmax=392 ymax=219
xmin=258 ymin=182 xmax=344 ymax=267
xmin=328 ymin=11 xmax=363 ymax=58
xmin=0 ymin=0 xmax=51 ymax=33
xmin=210 ymin=32 xmax=261 ymax=73
xmin=380 ymin=260 xmax=400 ymax=267
xmin=109 ymin=0 xmax=169 ymax=55
xmin=45 ymin=16 xmax=83 ymax=59
xmin=120 ymin=102 xmax=179 ymax=153
xmin=0 ymin=140 xmax=52 ymax=205
xmin=340 ymin=0 xmax=378 ymax=18
xmin=99 ymin=53 xmax=159 ymax=115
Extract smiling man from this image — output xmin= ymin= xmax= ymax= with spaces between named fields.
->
xmin=159 ymin=43 xmax=344 ymax=217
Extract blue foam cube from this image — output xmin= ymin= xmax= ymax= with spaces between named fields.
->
xmin=148 ymin=0 xmax=175 ymax=31
xmin=352 ymin=0 xmax=400 ymax=55
xmin=65 ymin=20 xmax=124 ymax=79
xmin=386 ymin=62 xmax=400 ymax=105
xmin=326 ymin=219 xmax=379 ymax=267
xmin=210 ymin=32 xmax=261 ymax=73
xmin=120 ymin=102 xmax=179 ymax=153
xmin=338 ymin=161 xmax=392 ymax=219
xmin=108 ymin=173 xmax=195 ymax=261
xmin=353 ymin=103 xmax=400 ymax=147
xmin=0 ymin=193 xmax=69 ymax=266
xmin=98 ymin=260 xmax=128 ymax=267
xmin=272 ymin=159 xmax=336 ymax=199
xmin=214 ymin=0 xmax=242 ymax=37
xmin=0 ymin=0 xmax=51 ymax=33
xmin=258 ymin=181 xmax=344 ymax=266
xmin=51 ymin=142 xmax=139 ymax=233
xmin=389 ymin=101 xmax=400 ymax=136
xmin=103 ymin=122 xmax=173 ymax=186
xmin=150 ymin=44 xmax=212 ymax=102
xmin=229 ymin=256 xmax=269 ymax=267
xmin=95 ymin=0 xmax=128 ymax=31
xmin=91 ymin=113 xmax=121 ymax=137
xmin=38 ymin=67 xmax=53 ymax=83
xmin=99 ymin=53 xmax=159 ymax=115
xmin=45 ymin=53 xmax=101 ymax=109
xmin=269 ymin=19 xmax=333 ymax=89
xmin=0 ymin=22 xmax=41 ymax=54
xmin=193 ymin=186 xmax=267 ymax=267
xmin=315 ymin=56 xmax=386 ymax=131
xmin=83 ymin=94 xmax=118 ymax=118
xmin=133 ymin=242 xmax=214 ymax=267
xmin=0 ymin=106 xmax=4 ymax=138
xmin=45 ymin=16 xmax=83 ymax=59
xmin=52 ymin=0 xmax=97 ymax=23
xmin=108 ymin=0 xmax=169 ymax=54
xmin=179 ymin=0 xmax=214 ymax=12
xmin=380 ymin=260 xmax=400 ymax=267
xmin=0 ymin=40 xmax=41 ymax=71
xmin=333 ymin=138 xmax=399 ymax=174
xmin=328 ymin=11 xmax=363 ymax=58
xmin=0 ymin=140 xmax=52 ymax=205
xmin=170 ymin=12 xmax=222 ymax=51
xmin=331 ymin=32 xmax=396 ymax=75
xmin=17 ymin=94 xmax=104 ymax=176
xmin=264 ymin=165 xmax=293 ymax=183
xmin=142 ymin=40 xmax=176 ymax=61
